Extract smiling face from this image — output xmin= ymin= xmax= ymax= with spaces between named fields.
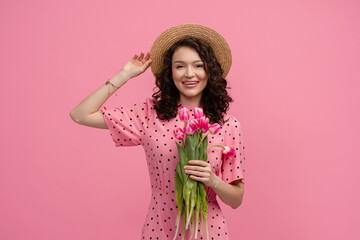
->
xmin=171 ymin=46 xmax=208 ymax=106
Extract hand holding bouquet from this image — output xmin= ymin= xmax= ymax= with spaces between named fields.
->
xmin=173 ymin=107 xmax=236 ymax=240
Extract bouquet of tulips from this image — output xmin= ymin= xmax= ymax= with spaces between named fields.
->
xmin=173 ymin=107 xmax=236 ymax=240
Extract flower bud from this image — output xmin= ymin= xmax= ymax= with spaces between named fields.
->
xmin=194 ymin=107 xmax=204 ymax=119
xmin=223 ymin=146 xmax=236 ymax=158
xmin=188 ymin=119 xmax=199 ymax=131
xmin=198 ymin=116 xmax=210 ymax=132
xmin=173 ymin=127 xmax=185 ymax=140
xmin=208 ymin=123 xmax=220 ymax=135
xmin=179 ymin=107 xmax=190 ymax=121
xmin=184 ymin=124 xmax=195 ymax=135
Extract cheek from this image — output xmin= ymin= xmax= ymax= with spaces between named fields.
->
xmin=199 ymin=70 xmax=208 ymax=81
xmin=172 ymin=70 xmax=181 ymax=82
xmin=202 ymin=80 xmax=208 ymax=90
xmin=202 ymin=71 xmax=208 ymax=80
xmin=201 ymin=74 xmax=208 ymax=86
xmin=173 ymin=81 xmax=181 ymax=90
xmin=172 ymin=76 xmax=182 ymax=90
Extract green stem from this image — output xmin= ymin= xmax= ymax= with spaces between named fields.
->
xmin=207 ymin=145 xmax=225 ymax=150
xmin=201 ymin=132 xmax=210 ymax=142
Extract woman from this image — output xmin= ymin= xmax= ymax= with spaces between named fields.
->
xmin=70 ymin=24 xmax=246 ymax=240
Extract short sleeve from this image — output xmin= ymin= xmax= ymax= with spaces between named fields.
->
xmin=221 ymin=116 xmax=246 ymax=184
xmin=100 ymin=98 xmax=152 ymax=147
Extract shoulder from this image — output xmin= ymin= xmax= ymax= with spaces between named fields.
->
xmin=108 ymin=98 xmax=156 ymax=119
xmin=115 ymin=98 xmax=154 ymax=110
xmin=145 ymin=98 xmax=157 ymax=113
xmin=145 ymin=98 xmax=155 ymax=107
xmin=220 ymin=114 xmax=245 ymax=144
xmin=222 ymin=114 xmax=242 ymax=129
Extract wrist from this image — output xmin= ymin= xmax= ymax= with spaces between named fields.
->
xmin=113 ymin=70 xmax=131 ymax=84
xmin=210 ymin=174 xmax=223 ymax=190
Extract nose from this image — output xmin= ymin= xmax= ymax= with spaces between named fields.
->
xmin=184 ymin=67 xmax=195 ymax=78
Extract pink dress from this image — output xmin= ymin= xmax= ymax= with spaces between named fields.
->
xmin=101 ymin=98 xmax=246 ymax=240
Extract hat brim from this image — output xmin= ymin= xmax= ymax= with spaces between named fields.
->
xmin=150 ymin=24 xmax=232 ymax=78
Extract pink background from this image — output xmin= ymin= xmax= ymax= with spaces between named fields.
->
xmin=1 ymin=0 xmax=359 ymax=239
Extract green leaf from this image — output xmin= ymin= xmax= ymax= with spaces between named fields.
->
xmin=176 ymin=162 xmax=183 ymax=183
xmin=198 ymin=183 xmax=208 ymax=215
xmin=202 ymin=135 xmax=208 ymax=151
xmin=185 ymin=134 xmax=196 ymax=161
xmin=200 ymin=135 xmax=208 ymax=161
xmin=176 ymin=142 xmax=189 ymax=182
xmin=175 ymin=171 xmax=183 ymax=206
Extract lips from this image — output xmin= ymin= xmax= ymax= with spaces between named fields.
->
xmin=182 ymin=81 xmax=200 ymax=87
xmin=182 ymin=82 xmax=199 ymax=88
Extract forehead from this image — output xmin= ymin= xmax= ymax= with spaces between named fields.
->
xmin=172 ymin=46 xmax=202 ymax=62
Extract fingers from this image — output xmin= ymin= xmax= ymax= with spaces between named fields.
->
xmin=130 ymin=51 xmax=152 ymax=72
xmin=144 ymin=52 xmax=150 ymax=61
xmin=185 ymin=169 xmax=210 ymax=177
xmin=138 ymin=52 xmax=145 ymax=61
xmin=132 ymin=51 xmax=151 ymax=62
xmin=184 ymin=160 xmax=211 ymax=172
xmin=184 ymin=165 xmax=207 ymax=172
xmin=142 ymin=59 xmax=152 ymax=70
xmin=188 ymin=160 xmax=209 ymax=166
xmin=138 ymin=52 xmax=149 ymax=61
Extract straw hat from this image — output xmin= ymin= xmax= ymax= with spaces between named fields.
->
xmin=150 ymin=24 xmax=232 ymax=78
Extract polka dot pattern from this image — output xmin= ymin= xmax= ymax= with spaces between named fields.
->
xmin=101 ymin=98 xmax=246 ymax=239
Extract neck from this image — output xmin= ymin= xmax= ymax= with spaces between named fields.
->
xmin=179 ymin=95 xmax=202 ymax=107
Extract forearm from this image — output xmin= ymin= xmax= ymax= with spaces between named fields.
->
xmin=70 ymin=71 xmax=129 ymax=121
xmin=211 ymin=175 xmax=244 ymax=209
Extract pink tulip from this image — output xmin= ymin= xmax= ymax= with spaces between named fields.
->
xmin=184 ymin=124 xmax=195 ymax=135
xmin=179 ymin=107 xmax=190 ymax=121
xmin=173 ymin=127 xmax=185 ymax=140
xmin=188 ymin=119 xmax=199 ymax=131
xmin=198 ymin=116 xmax=210 ymax=132
xmin=208 ymin=123 xmax=221 ymax=135
xmin=194 ymin=107 xmax=204 ymax=119
xmin=223 ymin=146 xmax=236 ymax=158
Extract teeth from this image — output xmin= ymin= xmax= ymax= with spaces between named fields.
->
xmin=183 ymin=82 xmax=198 ymax=85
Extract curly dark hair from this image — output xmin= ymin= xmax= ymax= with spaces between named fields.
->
xmin=152 ymin=36 xmax=233 ymax=125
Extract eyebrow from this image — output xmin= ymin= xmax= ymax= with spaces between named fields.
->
xmin=173 ymin=60 xmax=203 ymax=64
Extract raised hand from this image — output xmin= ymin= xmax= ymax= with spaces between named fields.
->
xmin=119 ymin=51 xmax=152 ymax=79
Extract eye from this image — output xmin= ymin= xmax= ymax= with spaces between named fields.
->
xmin=196 ymin=64 xmax=204 ymax=68
xmin=176 ymin=65 xmax=183 ymax=69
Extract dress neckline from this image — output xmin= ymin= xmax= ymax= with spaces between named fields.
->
xmin=178 ymin=103 xmax=201 ymax=111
